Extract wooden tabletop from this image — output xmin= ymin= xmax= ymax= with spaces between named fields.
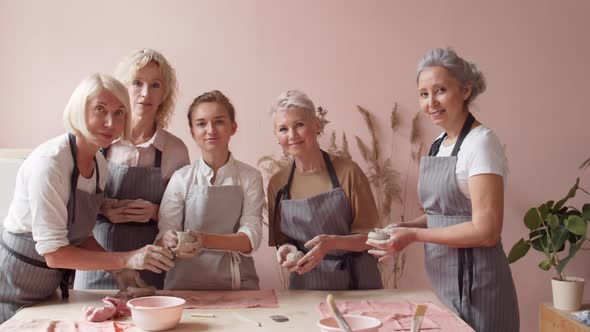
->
xmin=8 ymin=288 xmax=446 ymax=331
xmin=540 ymin=303 xmax=590 ymax=332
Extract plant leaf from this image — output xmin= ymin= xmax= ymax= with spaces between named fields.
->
xmin=550 ymin=225 xmax=569 ymax=252
xmin=524 ymin=208 xmax=542 ymax=230
xmin=565 ymin=215 xmax=587 ymax=236
xmin=507 ymin=239 xmax=530 ymax=263
xmin=554 ymin=178 xmax=580 ymax=210
xmin=583 ymin=204 xmax=590 ymax=221
xmin=531 ymin=232 xmax=548 ymax=251
xmin=538 ymin=259 xmax=551 ymax=270
xmin=556 ymin=241 xmax=583 ymax=274
xmin=547 ymin=213 xmax=559 ymax=229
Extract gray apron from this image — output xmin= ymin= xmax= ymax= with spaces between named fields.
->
xmin=276 ymin=150 xmax=382 ymax=290
xmin=0 ymin=134 xmax=103 ymax=323
xmin=75 ymin=148 xmax=166 ymax=289
xmin=164 ymin=161 xmax=259 ymax=290
xmin=418 ymin=113 xmax=519 ymax=332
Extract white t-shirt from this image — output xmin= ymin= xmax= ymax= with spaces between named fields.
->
xmin=157 ymin=154 xmax=264 ymax=250
xmin=3 ymin=134 xmax=107 ymax=255
xmin=435 ymin=125 xmax=508 ymax=198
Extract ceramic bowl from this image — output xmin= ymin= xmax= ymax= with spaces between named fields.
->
xmin=318 ymin=314 xmax=383 ymax=332
xmin=127 ymin=296 xmax=186 ymax=331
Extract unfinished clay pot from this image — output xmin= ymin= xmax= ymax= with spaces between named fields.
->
xmin=174 ymin=231 xmax=197 ymax=253
xmin=368 ymin=230 xmax=390 ymax=241
xmin=286 ymin=250 xmax=305 ymax=264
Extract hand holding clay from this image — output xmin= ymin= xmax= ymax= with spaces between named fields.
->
xmin=173 ymin=231 xmax=202 ymax=259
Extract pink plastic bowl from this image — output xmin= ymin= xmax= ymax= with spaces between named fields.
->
xmin=318 ymin=315 xmax=383 ymax=332
xmin=127 ymin=296 xmax=186 ymax=331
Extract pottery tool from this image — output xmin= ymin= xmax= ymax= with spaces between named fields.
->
xmin=410 ymin=304 xmax=427 ymax=332
xmin=190 ymin=313 xmax=216 ymax=318
xmin=326 ymin=294 xmax=352 ymax=332
xmin=270 ymin=314 xmax=289 ymax=322
xmin=233 ymin=312 xmax=261 ymax=327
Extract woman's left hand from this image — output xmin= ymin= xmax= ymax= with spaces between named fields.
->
xmin=121 ymin=199 xmax=158 ymax=223
xmin=291 ymin=234 xmax=335 ymax=274
xmin=367 ymin=228 xmax=417 ymax=262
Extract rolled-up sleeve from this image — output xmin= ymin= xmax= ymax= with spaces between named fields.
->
xmin=29 ymin=159 xmax=70 ymax=256
xmin=156 ymin=169 xmax=188 ymax=241
xmin=237 ymin=171 xmax=264 ymax=250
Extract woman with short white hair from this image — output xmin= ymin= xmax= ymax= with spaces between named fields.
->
xmin=75 ymin=49 xmax=190 ymax=290
xmin=0 ymin=73 xmax=174 ymax=323
xmin=367 ymin=48 xmax=519 ymax=331
xmin=268 ymin=90 xmax=382 ymax=290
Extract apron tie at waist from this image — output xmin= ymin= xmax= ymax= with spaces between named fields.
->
xmin=458 ymin=248 xmax=474 ymax=313
xmin=229 ymin=252 xmax=242 ymax=290
xmin=0 ymin=236 xmax=71 ymax=299
xmin=202 ymin=248 xmax=250 ymax=290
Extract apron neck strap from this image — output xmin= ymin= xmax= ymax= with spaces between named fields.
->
xmin=67 ymin=134 xmax=101 ymax=223
xmin=428 ymin=112 xmax=476 ymax=157
xmin=154 ymin=149 xmax=162 ymax=168
xmin=283 ymin=149 xmax=340 ymax=199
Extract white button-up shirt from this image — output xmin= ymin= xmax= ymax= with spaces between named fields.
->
xmin=3 ymin=134 xmax=107 ymax=255
xmin=157 ymin=154 xmax=264 ymax=250
xmin=106 ymin=125 xmax=190 ymax=182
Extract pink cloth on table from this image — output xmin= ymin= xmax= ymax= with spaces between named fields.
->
xmin=157 ymin=289 xmax=279 ymax=309
xmin=0 ymin=319 xmax=132 ymax=332
xmin=83 ymin=297 xmax=131 ymax=322
xmin=318 ymin=300 xmax=474 ymax=331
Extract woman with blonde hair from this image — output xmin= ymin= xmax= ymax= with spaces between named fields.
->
xmin=156 ymin=90 xmax=263 ymax=290
xmin=367 ymin=48 xmax=519 ymax=331
xmin=267 ymin=90 xmax=382 ymax=290
xmin=0 ymin=74 xmax=174 ymax=323
xmin=75 ymin=49 xmax=189 ymax=290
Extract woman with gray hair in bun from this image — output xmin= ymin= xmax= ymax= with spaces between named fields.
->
xmin=268 ymin=90 xmax=382 ymax=290
xmin=367 ymin=48 xmax=519 ymax=331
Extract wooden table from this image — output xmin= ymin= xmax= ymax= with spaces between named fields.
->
xmin=6 ymin=288 xmax=448 ymax=331
xmin=540 ymin=303 xmax=590 ymax=332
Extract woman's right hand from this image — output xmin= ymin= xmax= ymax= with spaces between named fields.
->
xmin=276 ymin=244 xmax=297 ymax=268
xmin=161 ymin=230 xmax=179 ymax=250
xmin=125 ymin=245 xmax=175 ymax=273
xmin=101 ymin=198 xmax=128 ymax=224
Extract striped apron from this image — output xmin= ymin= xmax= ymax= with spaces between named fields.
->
xmin=276 ymin=150 xmax=382 ymax=290
xmin=419 ymin=113 xmax=519 ymax=331
xmin=164 ymin=162 xmax=259 ymax=290
xmin=74 ymin=148 xmax=166 ymax=289
xmin=0 ymin=133 xmax=103 ymax=323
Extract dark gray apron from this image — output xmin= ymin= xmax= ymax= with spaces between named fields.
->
xmin=276 ymin=150 xmax=382 ymax=290
xmin=418 ymin=113 xmax=519 ymax=332
xmin=75 ymin=148 xmax=166 ymax=289
xmin=0 ymin=134 xmax=103 ymax=323
xmin=164 ymin=161 xmax=259 ymax=290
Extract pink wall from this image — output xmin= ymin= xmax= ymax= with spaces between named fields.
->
xmin=2 ymin=0 xmax=589 ymax=330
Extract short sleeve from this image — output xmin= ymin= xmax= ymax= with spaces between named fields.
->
xmin=463 ymin=129 xmax=507 ymax=178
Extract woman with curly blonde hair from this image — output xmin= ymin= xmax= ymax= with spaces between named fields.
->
xmin=75 ymin=49 xmax=189 ymax=290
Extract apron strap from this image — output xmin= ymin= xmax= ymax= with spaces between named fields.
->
xmin=67 ymin=134 xmax=101 ymax=224
xmin=154 ymin=149 xmax=162 ymax=168
xmin=428 ymin=112 xmax=476 ymax=157
xmin=229 ymin=251 xmax=242 ymax=290
xmin=65 ymin=133 xmax=100 ymax=298
xmin=0 ymin=234 xmax=72 ymax=298
xmin=458 ymin=247 xmax=474 ymax=314
xmin=0 ymin=236 xmax=49 ymax=269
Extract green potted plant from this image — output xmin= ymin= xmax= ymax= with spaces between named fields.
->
xmin=508 ymin=171 xmax=590 ymax=310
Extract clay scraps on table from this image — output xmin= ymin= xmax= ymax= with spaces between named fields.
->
xmin=82 ymin=297 xmax=130 ymax=322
